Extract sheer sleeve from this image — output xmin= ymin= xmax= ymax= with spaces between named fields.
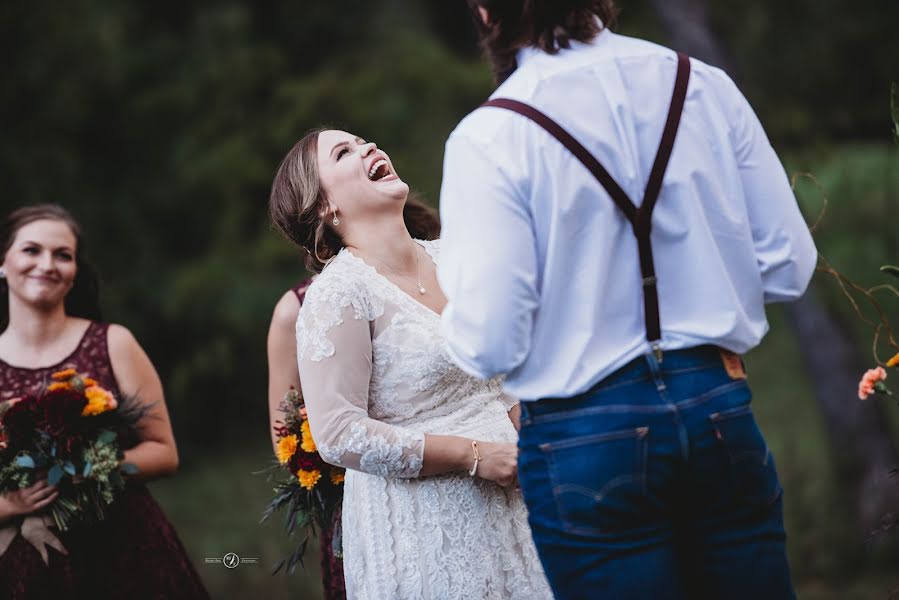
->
xmin=499 ymin=390 xmax=519 ymax=412
xmin=296 ymin=274 xmax=425 ymax=478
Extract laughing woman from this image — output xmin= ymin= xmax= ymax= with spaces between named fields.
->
xmin=269 ymin=129 xmax=552 ymax=600
xmin=0 ymin=204 xmax=209 ymax=599
xmin=266 ymin=195 xmax=441 ymax=600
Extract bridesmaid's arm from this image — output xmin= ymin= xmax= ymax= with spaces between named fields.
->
xmin=266 ymin=290 xmax=302 ymax=455
xmin=108 ymin=324 xmax=179 ymax=481
xmin=507 ymin=404 xmax=521 ymax=432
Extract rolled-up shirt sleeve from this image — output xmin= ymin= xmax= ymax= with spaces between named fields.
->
xmin=296 ymin=280 xmax=424 ymax=478
xmin=438 ymin=131 xmax=540 ymax=380
xmin=719 ymin=70 xmax=818 ymax=303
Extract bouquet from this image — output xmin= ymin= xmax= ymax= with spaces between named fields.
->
xmin=261 ymin=386 xmax=344 ymax=574
xmin=0 ymin=369 xmax=144 ymax=536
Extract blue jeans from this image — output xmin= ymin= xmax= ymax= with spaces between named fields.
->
xmin=518 ymin=346 xmax=795 ymax=600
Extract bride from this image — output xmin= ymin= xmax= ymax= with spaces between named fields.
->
xmin=268 ymin=129 xmax=552 ymax=600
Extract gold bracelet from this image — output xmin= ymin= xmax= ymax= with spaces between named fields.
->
xmin=469 ymin=440 xmax=482 ymax=477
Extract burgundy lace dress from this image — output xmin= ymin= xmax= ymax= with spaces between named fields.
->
xmin=293 ymin=280 xmax=346 ymax=600
xmin=0 ymin=321 xmax=210 ymax=600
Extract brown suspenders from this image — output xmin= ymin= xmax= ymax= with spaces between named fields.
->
xmin=481 ymin=52 xmax=692 ymax=361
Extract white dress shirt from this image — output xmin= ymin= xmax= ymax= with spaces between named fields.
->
xmin=437 ymin=29 xmax=817 ymax=401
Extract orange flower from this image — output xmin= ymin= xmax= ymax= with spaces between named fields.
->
xmin=298 ymin=469 xmax=321 ymax=490
xmin=300 ymin=420 xmax=316 ymax=453
xmin=887 ymin=353 xmax=899 ymax=369
xmin=82 ymin=385 xmax=118 ymax=416
xmin=83 ymin=377 xmax=98 ymax=387
xmin=51 ymin=368 xmax=77 ymax=381
xmin=276 ymin=434 xmax=298 ymax=464
xmin=330 ymin=470 xmax=345 ymax=485
xmin=47 ymin=381 xmax=73 ymax=392
xmin=858 ymin=367 xmax=888 ymax=400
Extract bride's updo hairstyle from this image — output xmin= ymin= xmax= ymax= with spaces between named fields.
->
xmin=269 ymin=128 xmax=440 ymax=273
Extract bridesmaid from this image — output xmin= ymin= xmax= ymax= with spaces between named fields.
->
xmin=0 ymin=204 xmax=209 ymax=599
xmin=266 ymin=195 xmax=440 ymax=599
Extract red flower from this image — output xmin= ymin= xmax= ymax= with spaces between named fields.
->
xmin=1 ymin=396 xmax=39 ymax=448
xmin=36 ymin=388 xmax=89 ymax=455
xmin=289 ymin=452 xmax=327 ymax=474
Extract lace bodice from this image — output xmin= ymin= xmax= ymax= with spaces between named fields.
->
xmin=0 ymin=322 xmax=121 ymax=401
xmin=296 ymin=239 xmax=514 ymax=478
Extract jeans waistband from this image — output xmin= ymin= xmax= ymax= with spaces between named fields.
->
xmin=523 ymin=345 xmax=725 ymax=419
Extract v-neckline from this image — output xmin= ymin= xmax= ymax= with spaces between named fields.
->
xmin=341 ymin=240 xmax=443 ymax=319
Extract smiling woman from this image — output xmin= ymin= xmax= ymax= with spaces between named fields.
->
xmin=0 ymin=205 xmax=100 ymax=333
xmin=266 ymin=132 xmax=550 ymax=599
xmin=0 ymin=204 xmax=210 ymax=599
xmin=269 ymin=128 xmax=412 ymax=273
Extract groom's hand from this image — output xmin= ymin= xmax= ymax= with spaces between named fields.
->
xmin=476 ymin=441 xmax=518 ymax=487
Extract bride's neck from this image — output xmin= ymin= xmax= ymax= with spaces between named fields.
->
xmin=343 ymin=215 xmax=417 ymax=271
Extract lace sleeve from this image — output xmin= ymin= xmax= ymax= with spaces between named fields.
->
xmin=296 ymin=275 xmax=424 ymax=478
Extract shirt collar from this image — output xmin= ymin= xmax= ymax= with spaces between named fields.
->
xmin=515 ymin=18 xmax=612 ymax=69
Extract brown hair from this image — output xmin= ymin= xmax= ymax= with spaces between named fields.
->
xmin=0 ymin=204 xmax=102 ymax=331
xmin=466 ymin=0 xmax=618 ymax=83
xmin=269 ymin=129 xmax=441 ymax=273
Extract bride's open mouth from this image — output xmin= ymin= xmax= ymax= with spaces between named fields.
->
xmin=367 ymin=158 xmax=397 ymax=182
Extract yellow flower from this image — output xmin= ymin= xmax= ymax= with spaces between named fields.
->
xmin=47 ymin=381 xmax=72 ymax=392
xmin=298 ymin=469 xmax=321 ymax=490
xmin=300 ymin=420 xmax=316 ymax=453
xmin=51 ymin=368 xmax=77 ymax=381
xmin=81 ymin=386 xmax=117 ymax=417
xmin=276 ymin=434 xmax=298 ymax=464
xmin=330 ymin=470 xmax=345 ymax=485
xmin=887 ymin=352 xmax=899 ymax=368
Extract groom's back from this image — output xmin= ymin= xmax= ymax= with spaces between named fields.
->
xmin=439 ymin=29 xmax=815 ymax=401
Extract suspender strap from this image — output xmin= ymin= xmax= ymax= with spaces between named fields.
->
xmin=481 ymin=52 xmax=691 ymax=352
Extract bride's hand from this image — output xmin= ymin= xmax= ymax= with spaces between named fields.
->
xmin=474 ymin=441 xmax=518 ymax=487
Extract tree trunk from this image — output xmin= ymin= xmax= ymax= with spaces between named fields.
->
xmin=785 ymin=293 xmax=899 ymax=529
xmin=648 ymin=0 xmax=735 ymax=75
xmin=647 ymin=0 xmax=899 ymax=531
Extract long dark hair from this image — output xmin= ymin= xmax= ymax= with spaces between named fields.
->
xmin=1 ymin=204 xmax=102 ymax=331
xmin=466 ymin=0 xmax=619 ymax=84
xmin=269 ymin=129 xmax=441 ymax=273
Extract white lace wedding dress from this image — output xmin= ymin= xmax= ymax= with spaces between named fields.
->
xmin=296 ymin=239 xmax=552 ymax=600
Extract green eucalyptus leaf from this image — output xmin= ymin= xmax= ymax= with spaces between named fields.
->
xmin=97 ymin=430 xmax=117 ymax=444
xmin=83 ymin=462 xmax=93 ymax=477
xmin=47 ymin=464 xmax=64 ymax=486
xmin=121 ymin=463 xmax=139 ymax=475
xmin=15 ymin=455 xmax=35 ymax=469
xmin=62 ymin=462 xmax=77 ymax=476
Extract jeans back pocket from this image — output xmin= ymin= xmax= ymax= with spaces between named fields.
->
xmin=540 ymin=427 xmax=649 ymax=536
xmin=709 ymin=405 xmax=782 ymax=509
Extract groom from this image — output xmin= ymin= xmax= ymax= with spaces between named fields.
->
xmin=437 ymin=1 xmax=816 ymax=599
